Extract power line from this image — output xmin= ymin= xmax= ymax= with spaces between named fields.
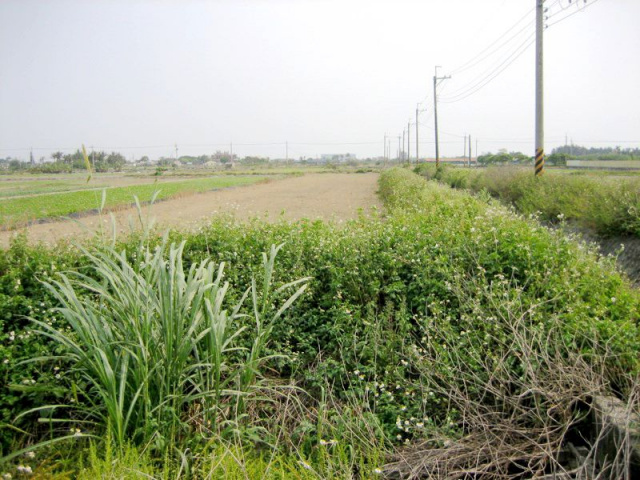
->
xmin=449 ymin=6 xmax=536 ymax=76
xmin=450 ymin=20 xmax=535 ymax=77
xmin=440 ymin=32 xmax=536 ymax=103
xmin=546 ymin=0 xmax=603 ymax=28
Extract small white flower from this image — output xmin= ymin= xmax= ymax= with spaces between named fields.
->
xmin=297 ymin=460 xmax=312 ymax=471
xmin=24 ymin=451 xmax=35 ymax=459
xmin=319 ymin=439 xmax=338 ymax=446
xmin=373 ymin=468 xmax=383 ymax=475
xmin=611 ymin=297 xmax=617 ymax=303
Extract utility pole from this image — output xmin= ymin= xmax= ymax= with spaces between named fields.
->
xmin=175 ymin=143 xmax=178 ymax=161
xmin=383 ymin=134 xmax=387 ymax=162
xmin=468 ymin=135 xmax=472 ymax=167
xmin=463 ymin=134 xmax=467 ymax=161
xmin=402 ymin=129 xmax=406 ymax=162
xmin=230 ymin=141 xmax=233 ymax=159
xmin=407 ymin=121 xmax=411 ymax=163
xmin=433 ymin=66 xmax=451 ymax=167
xmin=535 ymin=0 xmax=544 ymax=176
xmin=415 ymin=104 xmax=420 ymax=163
xmin=397 ymin=136 xmax=401 ymax=162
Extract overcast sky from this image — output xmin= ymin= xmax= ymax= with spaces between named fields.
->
xmin=1 ymin=0 xmax=639 ymax=161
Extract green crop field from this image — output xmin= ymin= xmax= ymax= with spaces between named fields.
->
xmin=0 ymin=175 xmax=266 ymax=227
xmin=1 ymin=169 xmax=638 ymax=478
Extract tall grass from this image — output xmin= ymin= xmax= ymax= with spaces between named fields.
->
xmin=29 ymin=239 xmax=308 ymax=449
xmin=416 ymin=164 xmax=640 ymax=237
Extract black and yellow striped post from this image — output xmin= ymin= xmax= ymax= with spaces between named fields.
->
xmin=535 ymin=148 xmax=544 ymax=176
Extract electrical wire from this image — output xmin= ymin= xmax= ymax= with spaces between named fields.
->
xmin=546 ymin=0 xmax=603 ymax=28
xmin=450 ymin=20 xmax=535 ymax=77
xmin=440 ymin=32 xmax=536 ymax=103
xmin=449 ymin=6 xmax=535 ymax=76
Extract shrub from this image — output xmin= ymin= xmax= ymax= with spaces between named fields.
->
xmin=415 ymin=165 xmax=640 ymax=237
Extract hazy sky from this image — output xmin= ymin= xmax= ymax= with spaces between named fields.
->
xmin=1 ymin=0 xmax=639 ymax=161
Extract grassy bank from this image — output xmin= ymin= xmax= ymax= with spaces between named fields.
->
xmin=1 ymin=169 xmax=638 ymax=477
xmin=415 ymin=164 xmax=640 ymax=237
xmin=0 ymin=175 xmax=266 ymax=227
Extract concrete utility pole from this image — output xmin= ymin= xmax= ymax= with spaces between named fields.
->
xmin=384 ymin=134 xmax=387 ymax=161
xmin=415 ymin=104 xmax=420 ymax=163
xmin=175 ymin=143 xmax=178 ymax=161
xmin=535 ymin=0 xmax=544 ymax=176
xmin=468 ymin=135 xmax=472 ymax=167
xmin=402 ymin=129 xmax=406 ymax=162
xmin=433 ymin=66 xmax=451 ymax=167
xmin=397 ymin=136 xmax=401 ymax=162
xmin=230 ymin=142 xmax=233 ymax=159
xmin=407 ymin=121 xmax=411 ymax=163
xmin=463 ymin=135 xmax=467 ymax=161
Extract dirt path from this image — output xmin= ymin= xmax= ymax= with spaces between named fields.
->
xmin=0 ymin=173 xmax=381 ymax=248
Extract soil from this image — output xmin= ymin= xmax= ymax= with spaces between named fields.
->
xmin=0 ymin=173 xmax=381 ymax=248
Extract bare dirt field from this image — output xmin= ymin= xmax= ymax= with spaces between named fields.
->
xmin=0 ymin=173 xmax=381 ymax=248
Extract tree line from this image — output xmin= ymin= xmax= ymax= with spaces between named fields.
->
xmin=1 ymin=150 xmax=126 ymax=173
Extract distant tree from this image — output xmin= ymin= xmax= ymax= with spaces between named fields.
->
xmin=477 ymin=151 xmax=529 ymax=166
xmin=552 ymin=144 xmax=640 ymax=159
xmin=9 ymin=159 xmax=26 ymax=171
xmin=105 ymin=152 xmax=126 ymax=171
xmin=547 ymin=152 xmax=568 ymax=166
xmin=51 ymin=151 xmax=64 ymax=162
